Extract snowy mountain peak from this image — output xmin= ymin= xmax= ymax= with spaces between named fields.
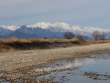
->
xmin=0 ymin=25 xmax=18 ymax=31
xmin=30 ymin=22 xmax=110 ymax=33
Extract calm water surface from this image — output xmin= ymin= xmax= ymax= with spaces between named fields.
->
xmin=36 ymin=53 xmax=110 ymax=83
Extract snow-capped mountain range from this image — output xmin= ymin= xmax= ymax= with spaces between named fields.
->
xmin=0 ymin=22 xmax=110 ymax=39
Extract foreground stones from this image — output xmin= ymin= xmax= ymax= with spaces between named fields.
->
xmin=83 ymin=72 xmax=110 ymax=80
xmin=0 ymin=70 xmax=54 ymax=83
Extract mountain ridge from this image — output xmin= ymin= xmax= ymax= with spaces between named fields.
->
xmin=0 ymin=22 xmax=110 ymax=39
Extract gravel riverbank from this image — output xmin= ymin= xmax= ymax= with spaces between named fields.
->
xmin=0 ymin=43 xmax=110 ymax=71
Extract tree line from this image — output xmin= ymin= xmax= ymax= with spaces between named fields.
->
xmin=64 ymin=31 xmax=106 ymax=41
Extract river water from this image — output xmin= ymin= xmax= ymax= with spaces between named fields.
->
xmin=36 ymin=53 xmax=110 ymax=83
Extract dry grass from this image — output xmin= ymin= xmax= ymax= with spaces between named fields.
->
xmin=0 ymin=38 xmax=81 ymax=51
xmin=0 ymin=38 xmax=110 ymax=51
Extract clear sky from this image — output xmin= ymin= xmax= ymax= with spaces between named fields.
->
xmin=0 ymin=0 xmax=110 ymax=27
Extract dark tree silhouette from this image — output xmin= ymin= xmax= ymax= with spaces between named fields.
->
xmin=93 ymin=31 xmax=106 ymax=40
xmin=64 ymin=32 xmax=75 ymax=39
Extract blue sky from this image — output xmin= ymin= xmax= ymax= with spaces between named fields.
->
xmin=0 ymin=0 xmax=110 ymax=27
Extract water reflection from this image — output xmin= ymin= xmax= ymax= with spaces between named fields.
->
xmin=37 ymin=54 xmax=110 ymax=83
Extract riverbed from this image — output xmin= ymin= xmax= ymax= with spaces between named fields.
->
xmin=0 ymin=43 xmax=110 ymax=82
xmin=0 ymin=53 xmax=110 ymax=83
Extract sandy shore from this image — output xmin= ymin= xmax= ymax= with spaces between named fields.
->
xmin=0 ymin=43 xmax=110 ymax=71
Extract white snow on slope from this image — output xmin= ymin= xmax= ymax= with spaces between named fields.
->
xmin=0 ymin=22 xmax=109 ymax=32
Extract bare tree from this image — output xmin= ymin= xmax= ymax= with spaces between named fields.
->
xmin=92 ymin=31 xmax=106 ymax=40
xmin=64 ymin=32 xmax=75 ymax=39
xmin=77 ymin=34 xmax=84 ymax=41
xmin=101 ymin=32 xmax=106 ymax=40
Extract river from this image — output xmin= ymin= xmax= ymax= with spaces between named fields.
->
xmin=36 ymin=53 xmax=110 ymax=83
